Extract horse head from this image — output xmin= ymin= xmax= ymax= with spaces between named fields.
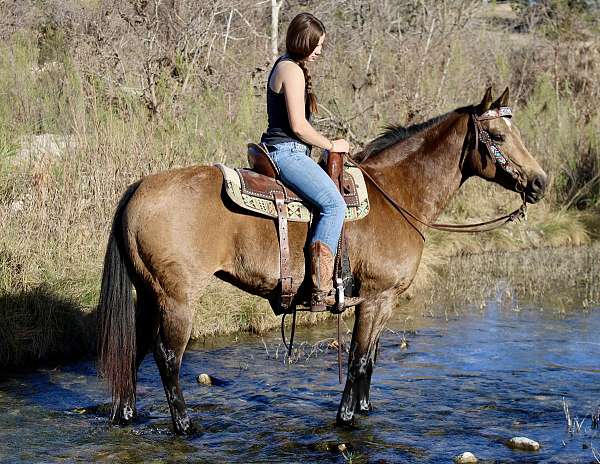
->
xmin=462 ymin=87 xmax=548 ymax=204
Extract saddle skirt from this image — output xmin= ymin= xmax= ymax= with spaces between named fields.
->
xmin=216 ymin=162 xmax=370 ymax=222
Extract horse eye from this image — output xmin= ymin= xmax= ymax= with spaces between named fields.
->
xmin=490 ymin=133 xmax=505 ymax=143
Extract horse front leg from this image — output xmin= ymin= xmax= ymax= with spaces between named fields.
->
xmin=355 ymin=337 xmax=380 ymax=415
xmin=336 ymin=292 xmax=394 ymax=426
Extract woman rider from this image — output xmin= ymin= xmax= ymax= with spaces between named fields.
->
xmin=260 ymin=12 xmax=348 ymax=312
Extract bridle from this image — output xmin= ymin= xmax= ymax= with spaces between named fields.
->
xmin=346 ymin=106 xmax=529 ymax=240
xmin=472 ymin=106 xmax=528 ymax=194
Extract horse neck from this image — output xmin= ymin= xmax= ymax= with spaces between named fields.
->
xmin=363 ymin=112 xmax=469 ymax=224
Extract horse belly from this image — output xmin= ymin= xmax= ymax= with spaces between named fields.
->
xmin=224 ymin=215 xmax=310 ymax=297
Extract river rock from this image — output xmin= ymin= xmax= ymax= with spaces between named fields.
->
xmin=507 ymin=436 xmax=540 ymax=451
xmin=453 ymin=451 xmax=478 ymax=463
xmin=196 ymin=373 xmax=212 ymax=385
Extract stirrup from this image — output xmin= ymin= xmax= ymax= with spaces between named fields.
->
xmin=310 ymin=290 xmax=331 ymax=313
xmin=309 ymin=289 xmax=363 ymax=314
xmin=333 ymin=277 xmax=345 ymax=314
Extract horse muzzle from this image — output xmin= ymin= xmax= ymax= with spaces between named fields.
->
xmin=524 ymin=173 xmax=547 ymax=204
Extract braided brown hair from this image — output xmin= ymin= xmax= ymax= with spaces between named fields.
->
xmin=285 ymin=13 xmax=325 ymax=114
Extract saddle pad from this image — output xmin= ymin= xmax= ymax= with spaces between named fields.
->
xmin=216 ymin=163 xmax=370 ymax=223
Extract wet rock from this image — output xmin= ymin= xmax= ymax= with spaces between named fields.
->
xmin=196 ymin=373 xmax=212 ymax=385
xmin=195 ymin=374 xmax=229 ymax=387
xmin=454 ymin=451 xmax=478 ymax=463
xmin=507 ymin=436 xmax=540 ymax=451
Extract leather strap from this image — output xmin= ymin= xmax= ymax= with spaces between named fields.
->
xmin=273 ymin=191 xmax=293 ymax=310
xmin=334 ymin=154 xmax=347 ymax=383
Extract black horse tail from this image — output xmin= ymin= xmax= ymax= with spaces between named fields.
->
xmin=97 ymin=181 xmax=141 ymax=421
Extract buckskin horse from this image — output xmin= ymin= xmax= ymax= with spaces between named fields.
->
xmin=97 ymin=87 xmax=547 ymax=434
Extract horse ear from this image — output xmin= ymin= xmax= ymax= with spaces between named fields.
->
xmin=478 ymin=87 xmax=493 ymax=114
xmin=492 ymin=87 xmax=510 ymax=108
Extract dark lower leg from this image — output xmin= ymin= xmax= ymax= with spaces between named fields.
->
xmin=111 ymin=397 xmax=136 ymax=424
xmin=337 ymin=349 xmax=374 ymax=423
xmin=113 ymin=294 xmax=159 ymax=422
xmin=356 ymin=338 xmax=379 ymax=414
xmin=355 ymin=354 xmax=374 ymax=414
xmin=337 ymin=298 xmax=392 ymax=425
xmin=337 ymin=324 xmax=363 ymax=425
xmin=153 ymin=334 xmax=194 ymax=435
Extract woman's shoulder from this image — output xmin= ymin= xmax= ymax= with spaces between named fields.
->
xmin=275 ymin=58 xmax=304 ymax=80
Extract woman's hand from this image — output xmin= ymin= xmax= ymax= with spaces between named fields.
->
xmin=331 ymin=139 xmax=350 ymax=153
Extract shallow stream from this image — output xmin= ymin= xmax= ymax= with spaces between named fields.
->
xmin=1 ymin=248 xmax=599 ymax=463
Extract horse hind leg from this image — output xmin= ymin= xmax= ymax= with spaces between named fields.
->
xmin=153 ymin=293 xmax=196 ymax=435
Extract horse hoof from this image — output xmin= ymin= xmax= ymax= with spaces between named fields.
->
xmin=336 ymin=418 xmax=358 ymax=430
xmin=336 ymin=411 xmax=357 ymax=429
xmin=184 ymin=423 xmax=202 ymax=438
xmin=356 ymin=405 xmax=372 ymax=416
xmin=174 ymin=418 xmax=200 ymax=437
xmin=111 ymin=405 xmax=137 ymax=426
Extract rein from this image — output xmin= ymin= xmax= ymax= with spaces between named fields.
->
xmin=346 ymin=106 xmax=528 ymax=240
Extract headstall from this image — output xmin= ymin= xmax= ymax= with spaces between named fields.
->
xmin=472 ymin=106 xmax=525 ymax=190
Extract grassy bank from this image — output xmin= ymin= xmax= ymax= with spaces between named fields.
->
xmin=0 ymin=1 xmax=599 ymax=369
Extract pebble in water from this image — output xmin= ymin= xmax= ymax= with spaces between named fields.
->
xmin=454 ymin=451 xmax=478 ymax=463
xmin=507 ymin=437 xmax=540 ymax=451
xmin=196 ymin=373 xmax=212 ymax=385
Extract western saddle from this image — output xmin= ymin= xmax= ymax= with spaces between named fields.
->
xmin=245 ymin=143 xmax=356 ymax=315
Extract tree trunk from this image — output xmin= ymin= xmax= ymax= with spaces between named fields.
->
xmin=271 ymin=0 xmax=283 ymax=62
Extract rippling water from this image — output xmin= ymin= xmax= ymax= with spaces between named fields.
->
xmin=1 ymin=257 xmax=600 ymax=463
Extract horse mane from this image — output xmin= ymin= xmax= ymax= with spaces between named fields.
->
xmin=354 ymin=106 xmax=473 ymax=163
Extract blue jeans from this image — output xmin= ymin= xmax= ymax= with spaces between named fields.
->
xmin=268 ymin=142 xmax=346 ymax=254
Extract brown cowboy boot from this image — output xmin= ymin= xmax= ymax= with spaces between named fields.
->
xmin=309 ymin=241 xmax=336 ymax=312
xmin=309 ymin=241 xmax=365 ymax=312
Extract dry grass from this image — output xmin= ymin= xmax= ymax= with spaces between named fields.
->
xmin=0 ymin=0 xmax=599 ymax=368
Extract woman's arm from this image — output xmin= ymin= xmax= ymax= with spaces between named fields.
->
xmin=279 ymin=62 xmax=347 ymax=152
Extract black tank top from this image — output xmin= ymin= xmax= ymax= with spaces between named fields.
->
xmin=260 ymin=56 xmax=311 ymax=149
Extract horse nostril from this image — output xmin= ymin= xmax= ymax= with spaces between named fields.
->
xmin=531 ymin=175 xmax=546 ymax=193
